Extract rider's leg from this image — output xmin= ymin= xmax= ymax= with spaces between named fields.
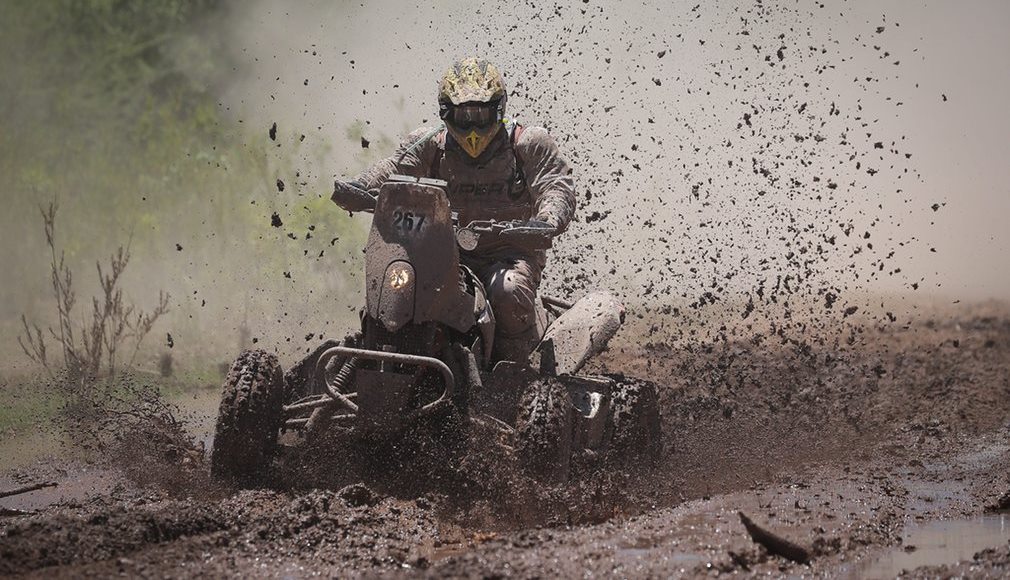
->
xmin=479 ymin=257 xmax=546 ymax=362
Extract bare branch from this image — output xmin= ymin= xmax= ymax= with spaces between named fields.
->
xmin=17 ymin=315 xmax=45 ymax=363
xmin=22 ymin=199 xmax=170 ymax=383
xmin=128 ymin=291 xmax=171 ymax=366
xmin=0 ymin=481 xmax=58 ymax=500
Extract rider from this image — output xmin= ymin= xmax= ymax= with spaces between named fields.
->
xmin=332 ymin=57 xmax=576 ymax=362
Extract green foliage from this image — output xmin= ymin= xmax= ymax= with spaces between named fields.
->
xmin=1 ymin=1 xmax=232 ymax=301
xmin=1 ymin=0 xmax=366 ymax=371
xmin=0 ymin=377 xmax=65 ymax=433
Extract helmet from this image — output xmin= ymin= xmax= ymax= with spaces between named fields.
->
xmin=438 ymin=58 xmax=507 ymax=158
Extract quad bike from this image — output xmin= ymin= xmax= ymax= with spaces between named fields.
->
xmin=211 ymin=175 xmax=661 ymax=485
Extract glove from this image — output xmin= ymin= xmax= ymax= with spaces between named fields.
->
xmin=535 ymin=213 xmax=560 ymax=230
xmin=332 ymin=180 xmax=376 ymax=212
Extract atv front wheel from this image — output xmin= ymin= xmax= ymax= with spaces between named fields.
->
xmin=515 ymin=377 xmax=574 ymax=482
xmin=211 ymin=349 xmax=284 ymax=485
xmin=604 ymin=376 xmax=662 ymax=467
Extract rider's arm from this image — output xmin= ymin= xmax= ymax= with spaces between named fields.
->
xmin=348 ymin=126 xmax=439 ymax=192
xmin=515 ymin=126 xmax=576 ymax=234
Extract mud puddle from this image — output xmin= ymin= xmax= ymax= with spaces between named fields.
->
xmin=0 ymin=385 xmax=218 ymax=514
xmin=0 ymin=429 xmax=61 ymax=472
xmin=0 ymin=467 xmax=123 ymax=513
xmin=856 ymin=514 xmax=1010 ymax=578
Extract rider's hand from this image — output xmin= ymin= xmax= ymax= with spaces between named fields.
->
xmin=334 ymin=179 xmax=370 ymax=194
xmin=332 ymin=180 xmax=376 ymax=212
xmin=535 ymin=213 xmax=560 ymax=230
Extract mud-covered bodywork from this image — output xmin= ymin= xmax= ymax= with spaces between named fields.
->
xmin=365 ymin=176 xmax=475 ymax=333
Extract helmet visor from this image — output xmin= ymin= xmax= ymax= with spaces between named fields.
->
xmin=440 ymin=101 xmax=500 ymax=130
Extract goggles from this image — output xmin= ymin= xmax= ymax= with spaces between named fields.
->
xmin=440 ymin=101 xmax=501 ymax=130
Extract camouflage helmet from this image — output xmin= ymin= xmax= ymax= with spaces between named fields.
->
xmin=438 ymin=58 xmax=507 ymax=158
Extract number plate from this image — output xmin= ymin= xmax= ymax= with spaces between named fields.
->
xmin=390 ymin=210 xmax=427 ymax=233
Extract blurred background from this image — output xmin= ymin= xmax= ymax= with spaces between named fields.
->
xmin=2 ymin=0 xmax=1007 ymax=389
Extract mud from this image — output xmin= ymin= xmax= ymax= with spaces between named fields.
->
xmin=1 ymin=303 xmax=1008 ymax=578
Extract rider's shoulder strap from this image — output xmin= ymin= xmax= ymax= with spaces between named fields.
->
xmin=509 ymin=121 xmax=526 ymax=187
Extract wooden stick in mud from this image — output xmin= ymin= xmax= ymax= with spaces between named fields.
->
xmin=0 ymin=481 xmax=57 ymax=499
xmin=738 ymin=511 xmax=811 ymax=564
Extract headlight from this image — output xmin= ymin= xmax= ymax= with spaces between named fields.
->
xmin=456 ymin=228 xmax=479 ymax=251
xmin=388 ymin=266 xmax=411 ymax=289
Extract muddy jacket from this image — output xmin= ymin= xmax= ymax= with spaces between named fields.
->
xmin=343 ymin=122 xmax=575 ymax=260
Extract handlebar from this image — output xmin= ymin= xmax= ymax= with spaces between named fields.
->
xmin=334 ymin=179 xmax=556 ymax=250
xmin=456 ymin=219 xmax=557 ymax=251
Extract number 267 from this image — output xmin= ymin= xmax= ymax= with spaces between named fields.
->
xmin=392 ymin=211 xmax=425 ymax=231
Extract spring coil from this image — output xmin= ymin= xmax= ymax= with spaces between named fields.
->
xmin=330 ymin=356 xmax=358 ymax=393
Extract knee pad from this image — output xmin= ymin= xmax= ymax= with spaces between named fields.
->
xmin=487 ymin=270 xmax=536 ymax=336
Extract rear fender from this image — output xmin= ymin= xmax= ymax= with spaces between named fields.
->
xmin=537 ymin=291 xmax=625 ymax=376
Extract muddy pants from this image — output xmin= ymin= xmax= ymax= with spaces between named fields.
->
xmin=465 ymin=255 xmax=546 ymax=362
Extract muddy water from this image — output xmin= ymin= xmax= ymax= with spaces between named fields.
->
xmin=858 ymin=515 xmax=1010 ymax=578
xmin=0 ymin=386 xmax=219 ymax=514
xmin=1 ymin=311 xmax=1008 ymax=578
xmin=0 ymin=428 xmax=61 ymax=471
xmin=0 ymin=467 xmax=122 ymax=512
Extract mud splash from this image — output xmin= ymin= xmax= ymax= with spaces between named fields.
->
xmin=273 ymin=413 xmax=656 ymax=531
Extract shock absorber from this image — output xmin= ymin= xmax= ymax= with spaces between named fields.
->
xmin=329 ymin=356 xmax=358 ymax=393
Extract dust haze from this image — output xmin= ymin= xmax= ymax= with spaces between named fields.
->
xmin=199 ymin=0 xmax=1010 ymax=352
xmin=3 ymin=0 xmax=1008 ymax=369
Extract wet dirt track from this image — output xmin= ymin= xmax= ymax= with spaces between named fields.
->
xmin=2 ymin=304 xmax=1010 ymax=578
